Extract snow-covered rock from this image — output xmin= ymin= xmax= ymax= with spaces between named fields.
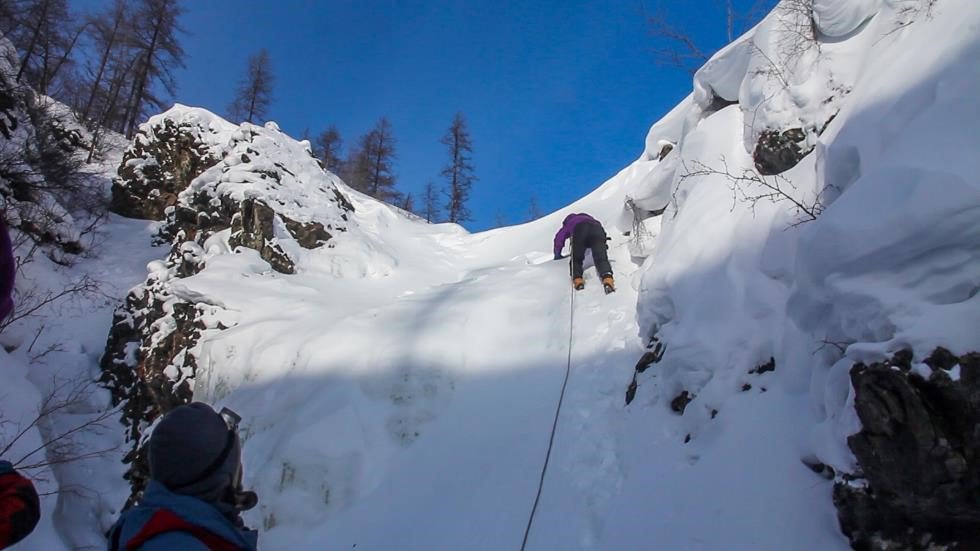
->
xmin=100 ymin=106 xmax=355 ymax=500
xmin=625 ymin=0 xmax=980 ymax=547
xmin=0 ymin=36 xmax=92 ymax=261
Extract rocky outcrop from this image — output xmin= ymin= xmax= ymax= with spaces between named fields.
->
xmin=834 ymin=348 xmax=980 ymax=549
xmin=0 ymin=38 xmax=90 ymax=261
xmin=752 ymin=110 xmax=841 ymax=176
xmin=110 ymin=117 xmax=222 ymax=220
xmin=753 ymin=128 xmax=809 ymax=175
xmin=100 ymin=107 xmax=355 ymax=500
xmin=625 ymin=335 xmax=667 ymax=405
xmin=670 ymin=391 xmax=693 ymax=414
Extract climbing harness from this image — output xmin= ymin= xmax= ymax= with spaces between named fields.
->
xmin=520 ymin=282 xmax=576 ymax=551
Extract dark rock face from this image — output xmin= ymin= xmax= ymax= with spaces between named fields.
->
xmin=671 ymin=391 xmax=693 ymax=414
xmin=229 ymin=198 xmax=295 ymax=274
xmin=835 ymin=348 xmax=980 ymax=549
xmin=110 ymin=117 xmax=221 ymax=220
xmin=703 ymin=94 xmax=739 ymax=117
xmin=100 ymin=111 xmax=355 ymax=502
xmin=99 ymin=238 xmax=211 ymax=502
xmin=625 ymin=335 xmax=667 ymax=405
xmin=749 ymin=357 xmax=775 ymax=374
xmin=753 ymin=128 xmax=809 ymax=175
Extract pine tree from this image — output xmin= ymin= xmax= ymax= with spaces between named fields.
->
xmin=527 ymin=194 xmax=542 ymax=221
xmin=440 ymin=112 xmax=476 ymax=224
xmin=348 ymin=117 xmax=398 ymax=202
xmin=227 ymin=48 xmax=274 ymax=123
xmin=400 ymin=193 xmax=414 ymax=214
xmin=120 ymin=0 xmax=186 ymax=137
xmin=0 ymin=0 xmax=19 ymax=34
xmin=80 ymin=0 xmax=129 ymax=123
xmin=421 ymin=181 xmax=440 ymax=223
xmin=90 ymin=37 xmax=139 ymax=144
xmin=9 ymin=0 xmax=79 ymax=95
xmin=315 ymin=126 xmax=343 ymax=174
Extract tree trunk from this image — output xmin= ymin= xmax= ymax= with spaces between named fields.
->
xmin=44 ymin=22 xmax=89 ymax=95
xmin=246 ymin=86 xmax=256 ymax=122
xmin=125 ymin=15 xmax=162 ymax=137
xmin=81 ymin=21 xmax=119 ymax=122
xmin=371 ymin=141 xmax=383 ymax=197
xmin=16 ymin=0 xmax=51 ymax=83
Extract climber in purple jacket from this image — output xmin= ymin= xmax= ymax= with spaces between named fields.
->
xmin=1 ymin=219 xmax=15 ymax=322
xmin=553 ymin=213 xmax=615 ymax=292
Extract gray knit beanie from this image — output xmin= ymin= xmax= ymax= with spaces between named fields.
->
xmin=148 ymin=402 xmax=241 ymax=504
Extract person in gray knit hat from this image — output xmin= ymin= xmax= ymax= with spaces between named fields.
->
xmin=107 ymin=402 xmax=259 ymax=550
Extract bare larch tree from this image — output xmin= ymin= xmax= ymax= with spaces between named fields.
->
xmin=348 ymin=117 xmax=399 ymax=203
xmin=8 ymin=0 xmax=83 ymax=96
xmin=648 ymin=0 xmax=775 ymax=75
xmin=315 ymin=125 xmax=343 ymax=174
xmin=422 ymin=181 xmax=441 ymax=223
xmin=120 ymin=0 xmax=185 ymax=137
xmin=227 ymin=48 xmax=274 ymax=124
xmin=441 ymin=112 xmax=476 ymax=224
xmin=79 ymin=0 xmax=129 ymax=123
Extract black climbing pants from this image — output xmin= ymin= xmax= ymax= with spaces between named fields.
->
xmin=570 ymin=222 xmax=612 ymax=279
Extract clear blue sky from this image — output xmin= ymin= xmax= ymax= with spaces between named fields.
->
xmin=168 ymin=0 xmax=759 ymax=231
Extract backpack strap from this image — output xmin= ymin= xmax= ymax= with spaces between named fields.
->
xmin=125 ymin=508 xmax=242 ymax=551
xmin=108 ymin=523 xmax=122 ymax=551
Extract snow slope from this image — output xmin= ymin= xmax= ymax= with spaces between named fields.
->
xmin=200 ymin=1 xmax=973 ymax=548
xmin=4 ymin=0 xmax=978 ymax=548
xmin=3 ymin=193 xmax=167 ymax=551
xmin=163 ymin=114 xmax=847 ymax=548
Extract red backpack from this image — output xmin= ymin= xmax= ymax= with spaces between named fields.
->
xmin=110 ymin=509 xmax=244 ymax=551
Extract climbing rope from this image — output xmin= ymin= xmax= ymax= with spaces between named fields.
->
xmin=520 ymin=283 xmax=576 ymax=551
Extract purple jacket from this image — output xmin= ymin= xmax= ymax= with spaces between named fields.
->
xmin=0 ymin=220 xmax=14 ymax=322
xmin=553 ymin=213 xmax=599 ymax=257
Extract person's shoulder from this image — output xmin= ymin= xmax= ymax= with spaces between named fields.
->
xmin=0 ymin=462 xmax=35 ymax=494
xmin=136 ymin=530 xmax=212 ymax=550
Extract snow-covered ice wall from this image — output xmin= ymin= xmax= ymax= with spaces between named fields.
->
xmin=624 ymin=0 xmax=980 ymax=546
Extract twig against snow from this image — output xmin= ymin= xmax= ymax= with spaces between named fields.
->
xmin=813 ymin=338 xmax=850 ymax=355
xmin=0 ymin=377 xmax=120 ymax=474
xmin=0 ymin=273 xmax=100 ymax=333
xmin=680 ymin=157 xmax=824 ymax=225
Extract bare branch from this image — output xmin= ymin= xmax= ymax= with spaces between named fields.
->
xmin=648 ymin=10 xmax=709 ymax=75
xmin=680 ymin=157 xmax=826 ymax=226
xmin=0 ymin=273 xmax=99 ymax=332
xmin=0 ymin=376 xmax=120 ymax=473
xmin=813 ymin=338 xmax=850 ymax=355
